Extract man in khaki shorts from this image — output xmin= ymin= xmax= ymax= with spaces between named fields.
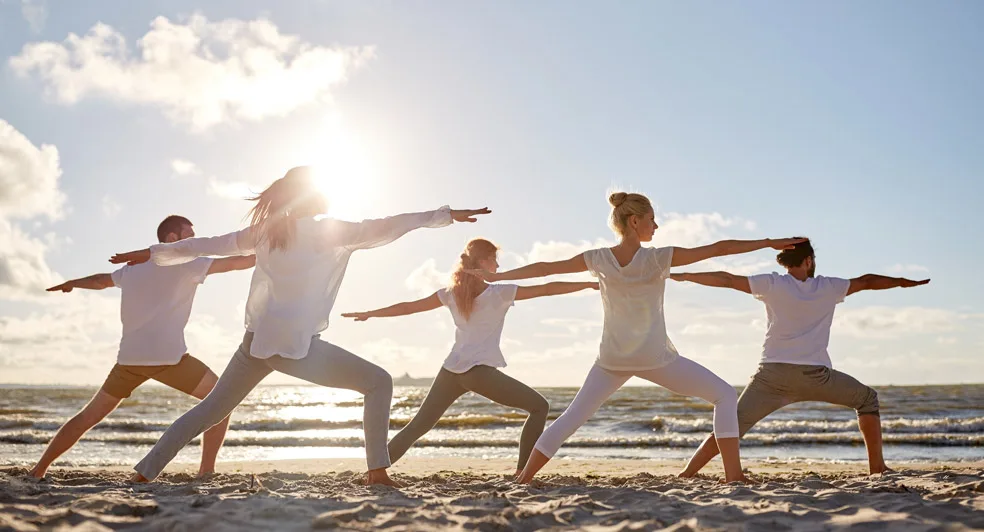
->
xmin=29 ymin=215 xmax=255 ymax=479
xmin=671 ymin=239 xmax=929 ymax=476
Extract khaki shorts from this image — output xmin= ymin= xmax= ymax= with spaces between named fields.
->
xmin=737 ymin=363 xmax=880 ymax=436
xmin=100 ymin=354 xmax=210 ymax=399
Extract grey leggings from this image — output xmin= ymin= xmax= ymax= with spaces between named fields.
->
xmin=388 ymin=366 xmax=549 ymax=470
xmin=135 ymin=332 xmax=393 ymax=480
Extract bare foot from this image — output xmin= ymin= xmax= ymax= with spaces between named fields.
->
xmin=721 ymin=474 xmax=750 ymax=484
xmin=197 ymin=469 xmax=216 ymax=479
xmin=514 ymin=471 xmax=536 ymax=485
xmin=130 ymin=472 xmax=150 ymax=483
xmin=365 ymin=469 xmax=403 ymax=487
xmin=677 ymin=469 xmax=697 ymax=479
xmin=870 ymin=466 xmax=894 ymax=475
xmin=27 ymin=466 xmax=46 ymax=480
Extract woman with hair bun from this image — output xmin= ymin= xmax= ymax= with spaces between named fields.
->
xmin=468 ymin=191 xmax=805 ymax=483
xmin=342 ymin=237 xmax=598 ymax=476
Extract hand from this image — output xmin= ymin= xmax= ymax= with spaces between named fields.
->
xmin=451 ymin=208 xmax=491 ymax=223
xmin=900 ymin=278 xmax=930 ymax=288
xmin=767 ymin=237 xmax=809 ymax=250
xmin=461 ymin=269 xmax=500 ymax=282
xmin=110 ymin=249 xmax=151 ymax=265
xmin=588 ymin=282 xmax=600 ymax=290
xmin=341 ymin=312 xmax=372 ymax=322
xmin=669 ymin=273 xmax=688 ymax=282
xmin=46 ymin=281 xmax=74 ymax=293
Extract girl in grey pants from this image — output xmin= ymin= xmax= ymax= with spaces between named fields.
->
xmin=342 ymin=238 xmax=598 ymax=474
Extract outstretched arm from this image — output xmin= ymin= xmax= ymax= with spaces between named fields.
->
xmin=207 ymin=255 xmax=257 ymax=275
xmin=341 ymin=292 xmax=443 ymax=321
xmin=671 ymin=238 xmax=807 ymax=267
xmin=471 ymin=254 xmax=589 ymax=282
xmin=515 ymin=281 xmax=599 ymax=301
xmin=670 ymin=272 xmax=751 ymax=294
xmin=110 ymin=228 xmax=258 ymax=266
xmin=333 ymin=207 xmax=490 ymax=251
xmin=846 ymin=274 xmax=930 ymax=296
xmin=47 ymin=274 xmax=115 ymax=293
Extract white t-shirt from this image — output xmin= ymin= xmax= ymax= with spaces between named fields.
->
xmin=148 ymin=207 xmax=452 ymax=360
xmin=747 ymin=272 xmax=851 ymax=368
xmin=583 ymin=246 xmax=679 ymax=371
xmin=111 ymin=258 xmax=214 ymax=366
xmin=437 ymin=284 xmax=518 ymax=374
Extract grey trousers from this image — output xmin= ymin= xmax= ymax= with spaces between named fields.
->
xmin=135 ymin=332 xmax=393 ymax=479
xmin=737 ymin=363 xmax=880 ymax=436
xmin=387 ymin=366 xmax=549 ymax=470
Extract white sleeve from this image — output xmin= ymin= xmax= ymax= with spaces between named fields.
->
xmin=652 ymin=247 xmax=674 ymax=280
xmin=185 ymin=257 xmax=215 ymax=285
xmin=499 ymin=284 xmax=519 ymax=307
xmin=582 ymin=249 xmax=601 ymax=278
xmin=436 ymin=288 xmax=450 ymax=307
xmin=748 ymin=273 xmax=776 ymax=301
xmin=323 ymin=207 xmax=453 ymax=251
xmin=827 ymin=277 xmax=852 ymax=304
xmin=110 ymin=267 xmax=127 ymax=288
xmin=149 ymin=228 xmax=256 ymax=266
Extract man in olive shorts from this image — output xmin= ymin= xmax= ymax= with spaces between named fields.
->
xmin=29 ymin=215 xmax=255 ymax=479
xmin=671 ymin=239 xmax=929 ymax=476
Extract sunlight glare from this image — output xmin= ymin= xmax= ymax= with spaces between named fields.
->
xmin=306 ymin=113 xmax=379 ymax=221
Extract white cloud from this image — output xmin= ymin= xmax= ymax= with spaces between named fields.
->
xmin=833 ymin=306 xmax=980 ymax=339
xmin=679 ymin=323 xmax=726 ymax=336
xmin=170 ymin=158 xmax=200 ymax=176
xmin=101 ymin=195 xmax=121 ymax=219
xmin=405 ymin=258 xmax=449 ymax=296
xmin=651 ymin=212 xmax=756 ymax=248
xmin=540 ymin=318 xmax=602 ymax=336
xmin=15 ymin=0 xmax=47 ymax=33
xmin=207 ymin=176 xmax=256 ymax=200
xmin=0 ymin=119 xmax=65 ymax=299
xmin=9 ymin=14 xmax=374 ymax=131
xmin=0 ymin=119 xmax=65 ymax=220
xmin=888 ymin=264 xmax=931 ymax=275
xmin=359 ymin=338 xmax=442 ymax=372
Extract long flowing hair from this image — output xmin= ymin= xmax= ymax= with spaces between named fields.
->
xmin=245 ymin=166 xmax=327 ymax=251
xmin=449 ymin=238 xmax=499 ymax=320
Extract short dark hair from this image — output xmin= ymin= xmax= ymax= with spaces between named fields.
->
xmin=776 ymin=238 xmax=814 ymax=268
xmin=157 ymin=215 xmax=192 ymax=243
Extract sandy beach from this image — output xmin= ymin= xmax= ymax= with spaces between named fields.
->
xmin=2 ymin=458 xmax=982 ymax=531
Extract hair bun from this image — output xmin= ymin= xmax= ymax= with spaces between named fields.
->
xmin=609 ymin=192 xmax=628 ymax=208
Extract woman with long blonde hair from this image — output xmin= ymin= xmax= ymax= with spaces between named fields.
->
xmin=342 ymin=238 xmax=597 ymax=475
xmin=468 ymin=191 xmax=805 ymax=484
xmin=110 ymin=166 xmax=489 ymax=486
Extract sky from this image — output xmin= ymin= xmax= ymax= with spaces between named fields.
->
xmin=1 ymin=1 xmax=982 ymax=387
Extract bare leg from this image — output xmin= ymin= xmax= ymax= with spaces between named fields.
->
xmin=715 ymin=437 xmax=745 ymax=483
xmin=188 ymin=371 xmax=230 ymax=477
xmin=679 ymin=433 xmax=720 ymax=478
xmin=858 ymin=414 xmax=889 ymax=474
xmin=30 ymin=391 xmax=123 ymax=479
xmin=516 ymin=449 xmax=551 ymax=484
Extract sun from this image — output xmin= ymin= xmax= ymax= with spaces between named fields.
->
xmin=306 ymin=114 xmax=378 ymax=221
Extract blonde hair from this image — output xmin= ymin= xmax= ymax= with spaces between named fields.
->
xmin=608 ymin=191 xmax=653 ymax=237
xmin=449 ymin=238 xmax=499 ymax=320
xmin=246 ymin=166 xmax=327 ymax=251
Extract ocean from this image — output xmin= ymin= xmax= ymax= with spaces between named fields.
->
xmin=1 ymin=383 xmax=981 ymax=468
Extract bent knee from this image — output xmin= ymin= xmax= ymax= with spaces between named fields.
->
xmin=369 ymin=368 xmax=393 ymax=393
xmin=856 ymin=387 xmax=879 ymax=416
xmin=712 ymin=384 xmax=739 ymax=407
xmin=527 ymin=395 xmax=549 ymax=417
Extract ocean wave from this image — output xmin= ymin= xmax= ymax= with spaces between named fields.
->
xmin=646 ymin=416 xmax=984 ymax=435
xmin=2 ymin=431 xmax=980 ymax=448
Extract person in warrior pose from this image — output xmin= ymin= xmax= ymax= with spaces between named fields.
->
xmin=30 ymin=215 xmax=255 ymax=479
xmin=342 ymin=237 xmax=598 ymax=476
xmin=673 ymin=239 xmax=929 ymax=477
xmin=467 ymin=191 xmax=805 ymax=483
xmin=109 ymin=166 xmax=490 ymax=486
